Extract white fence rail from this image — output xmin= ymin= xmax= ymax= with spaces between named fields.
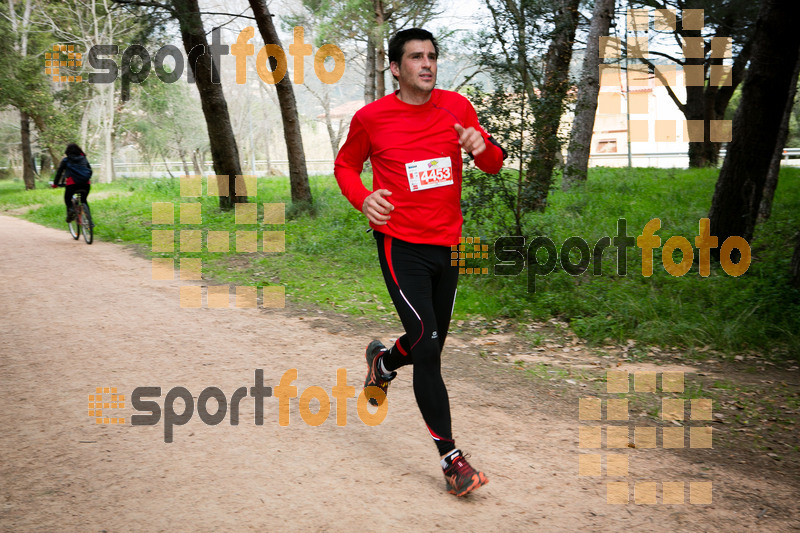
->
xmin=5 ymin=149 xmax=800 ymax=178
xmin=588 ymin=148 xmax=800 ymax=168
xmin=110 ymin=159 xmax=336 ymax=178
xmin=116 ymin=148 xmax=798 ymax=177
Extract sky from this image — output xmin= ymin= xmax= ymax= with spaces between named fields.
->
xmin=266 ymin=0 xmax=489 ymax=36
xmin=432 ymin=0 xmax=487 ymax=33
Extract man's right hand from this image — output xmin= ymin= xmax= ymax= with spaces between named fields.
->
xmin=362 ymin=189 xmax=394 ymax=225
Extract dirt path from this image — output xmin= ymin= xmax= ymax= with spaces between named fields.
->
xmin=1 ymin=214 xmax=798 ymax=532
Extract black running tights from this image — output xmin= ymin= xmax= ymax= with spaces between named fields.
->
xmin=374 ymin=230 xmax=458 ymax=456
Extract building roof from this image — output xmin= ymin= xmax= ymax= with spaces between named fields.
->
xmin=317 ymin=100 xmax=365 ymax=120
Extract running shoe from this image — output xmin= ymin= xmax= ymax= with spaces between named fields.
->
xmin=66 ymin=209 xmax=75 ymax=223
xmin=364 ymin=340 xmax=396 ymax=407
xmin=442 ymin=450 xmax=489 ymax=497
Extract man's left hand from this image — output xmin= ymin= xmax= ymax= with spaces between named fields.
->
xmin=454 ymin=124 xmax=486 ymax=157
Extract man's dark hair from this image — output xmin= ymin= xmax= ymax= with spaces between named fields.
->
xmin=388 ymin=28 xmax=439 ymax=68
xmin=65 ymin=143 xmax=84 ymax=157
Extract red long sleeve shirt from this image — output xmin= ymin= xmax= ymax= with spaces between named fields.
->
xmin=334 ymin=89 xmax=504 ymax=246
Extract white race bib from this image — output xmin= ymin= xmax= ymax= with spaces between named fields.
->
xmin=405 ymin=157 xmax=453 ymax=192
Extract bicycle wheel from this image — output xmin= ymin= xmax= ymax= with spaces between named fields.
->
xmin=80 ymin=203 xmax=93 ymax=244
xmin=68 ymin=202 xmax=80 ymax=240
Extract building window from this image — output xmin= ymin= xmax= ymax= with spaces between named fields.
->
xmin=596 ymin=140 xmax=618 ymax=153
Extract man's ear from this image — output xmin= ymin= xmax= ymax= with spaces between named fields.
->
xmin=389 ymin=61 xmax=400 ymax=78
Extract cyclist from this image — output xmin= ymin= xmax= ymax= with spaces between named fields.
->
xmin=334 ymin=28 xmax=507 ymax=497
xmin=52 ymin=143 xmax=92 ymax=223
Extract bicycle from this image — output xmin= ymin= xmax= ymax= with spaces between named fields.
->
xmin=67 ymin=189 xmax=93 ymax=244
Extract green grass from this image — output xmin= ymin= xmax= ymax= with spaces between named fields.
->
xmin=2 ymin=165 xmax=799 ymax=361
xmin=460 ymin=166 xmax=800 ymax=360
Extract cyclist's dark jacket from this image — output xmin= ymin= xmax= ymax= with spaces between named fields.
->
xmin=54 ymin=154 xmax=92 ymax=187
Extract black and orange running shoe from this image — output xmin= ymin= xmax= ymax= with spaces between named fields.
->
xmin=364 ymin=340 xmax=396 ymax=407
xmin=442 ymin=450 xmax=489 ymax=497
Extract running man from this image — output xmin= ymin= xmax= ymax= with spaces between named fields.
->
xmin=334 ymin=28 xmax=507 ymax=497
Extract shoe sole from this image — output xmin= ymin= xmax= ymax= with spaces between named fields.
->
xmin=364 ymin=341 xmax=388 ymax=407
xmin=447 ymin=472 xmax=489 ymax=497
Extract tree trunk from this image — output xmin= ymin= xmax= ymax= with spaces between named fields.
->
xmin=683 ymin=18 xmax=709 ymax=168
xmin=321 ymin=92 xmax=340 ymax=158
xmin=791 ymin=231 xmax=800 ymax=288
xmin=308 ymin=84 xmax=342 ymax=158
xmin=759 ymin=53 xmax=800 ymax=222
xmin=162 ymin=153 xmax=176 ymax=179
xmin=709 ymin=0 xmax=800 ymax=251
xmin=563 ymin=0 xmax=615 ymax=190
xmin=40 ymin=153 xmax=51 ymax=176
xmin=172 ymin=0 xmax=244 ymax=209
xmin=695 ymin=81 xmax=722 ymax=167
xmin=524 ymin=0 xmax=580 ymax=210
xmin=249 ymin=0 xmax=313 ymax=212
xmin=179 ymin=148 xmax=191 ymax=176
xmin=191 ymin=149 xmax=203 ymax=176
xmin=80 ymin=100 xmax=90 ymax=150
xmin=365 ymin=33 xmax=376 ymax=104
xmin=686 ymin=26 xmax=752 ymax=168
xmin=102 ymin=83 xmax=116 ymax=183
xmin=29 ymin=114 xmax=60 ymax=174
xmin=20 ymin=111 xmax=35 ymax=190
xmin=259 ymin=96 xmax=274 ymax=175
xmin=11 ymin=0 xmax=34 ymax=190
xmin=374 ymin=0 xmax=386 ymax=99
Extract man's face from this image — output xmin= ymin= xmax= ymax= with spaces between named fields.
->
xmin=390 ymin=39 xmax=438 ymax=95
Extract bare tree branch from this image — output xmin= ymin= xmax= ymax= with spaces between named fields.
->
xmin=638 ymin=56 xmax=687 ymax=114
xmin=113 ymin=0 xmax=175 ymax=18
xmin=451 ymin=67 xmax=487 ymax=92
xmin=200 ymin=11 xmax=256 ymax=20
